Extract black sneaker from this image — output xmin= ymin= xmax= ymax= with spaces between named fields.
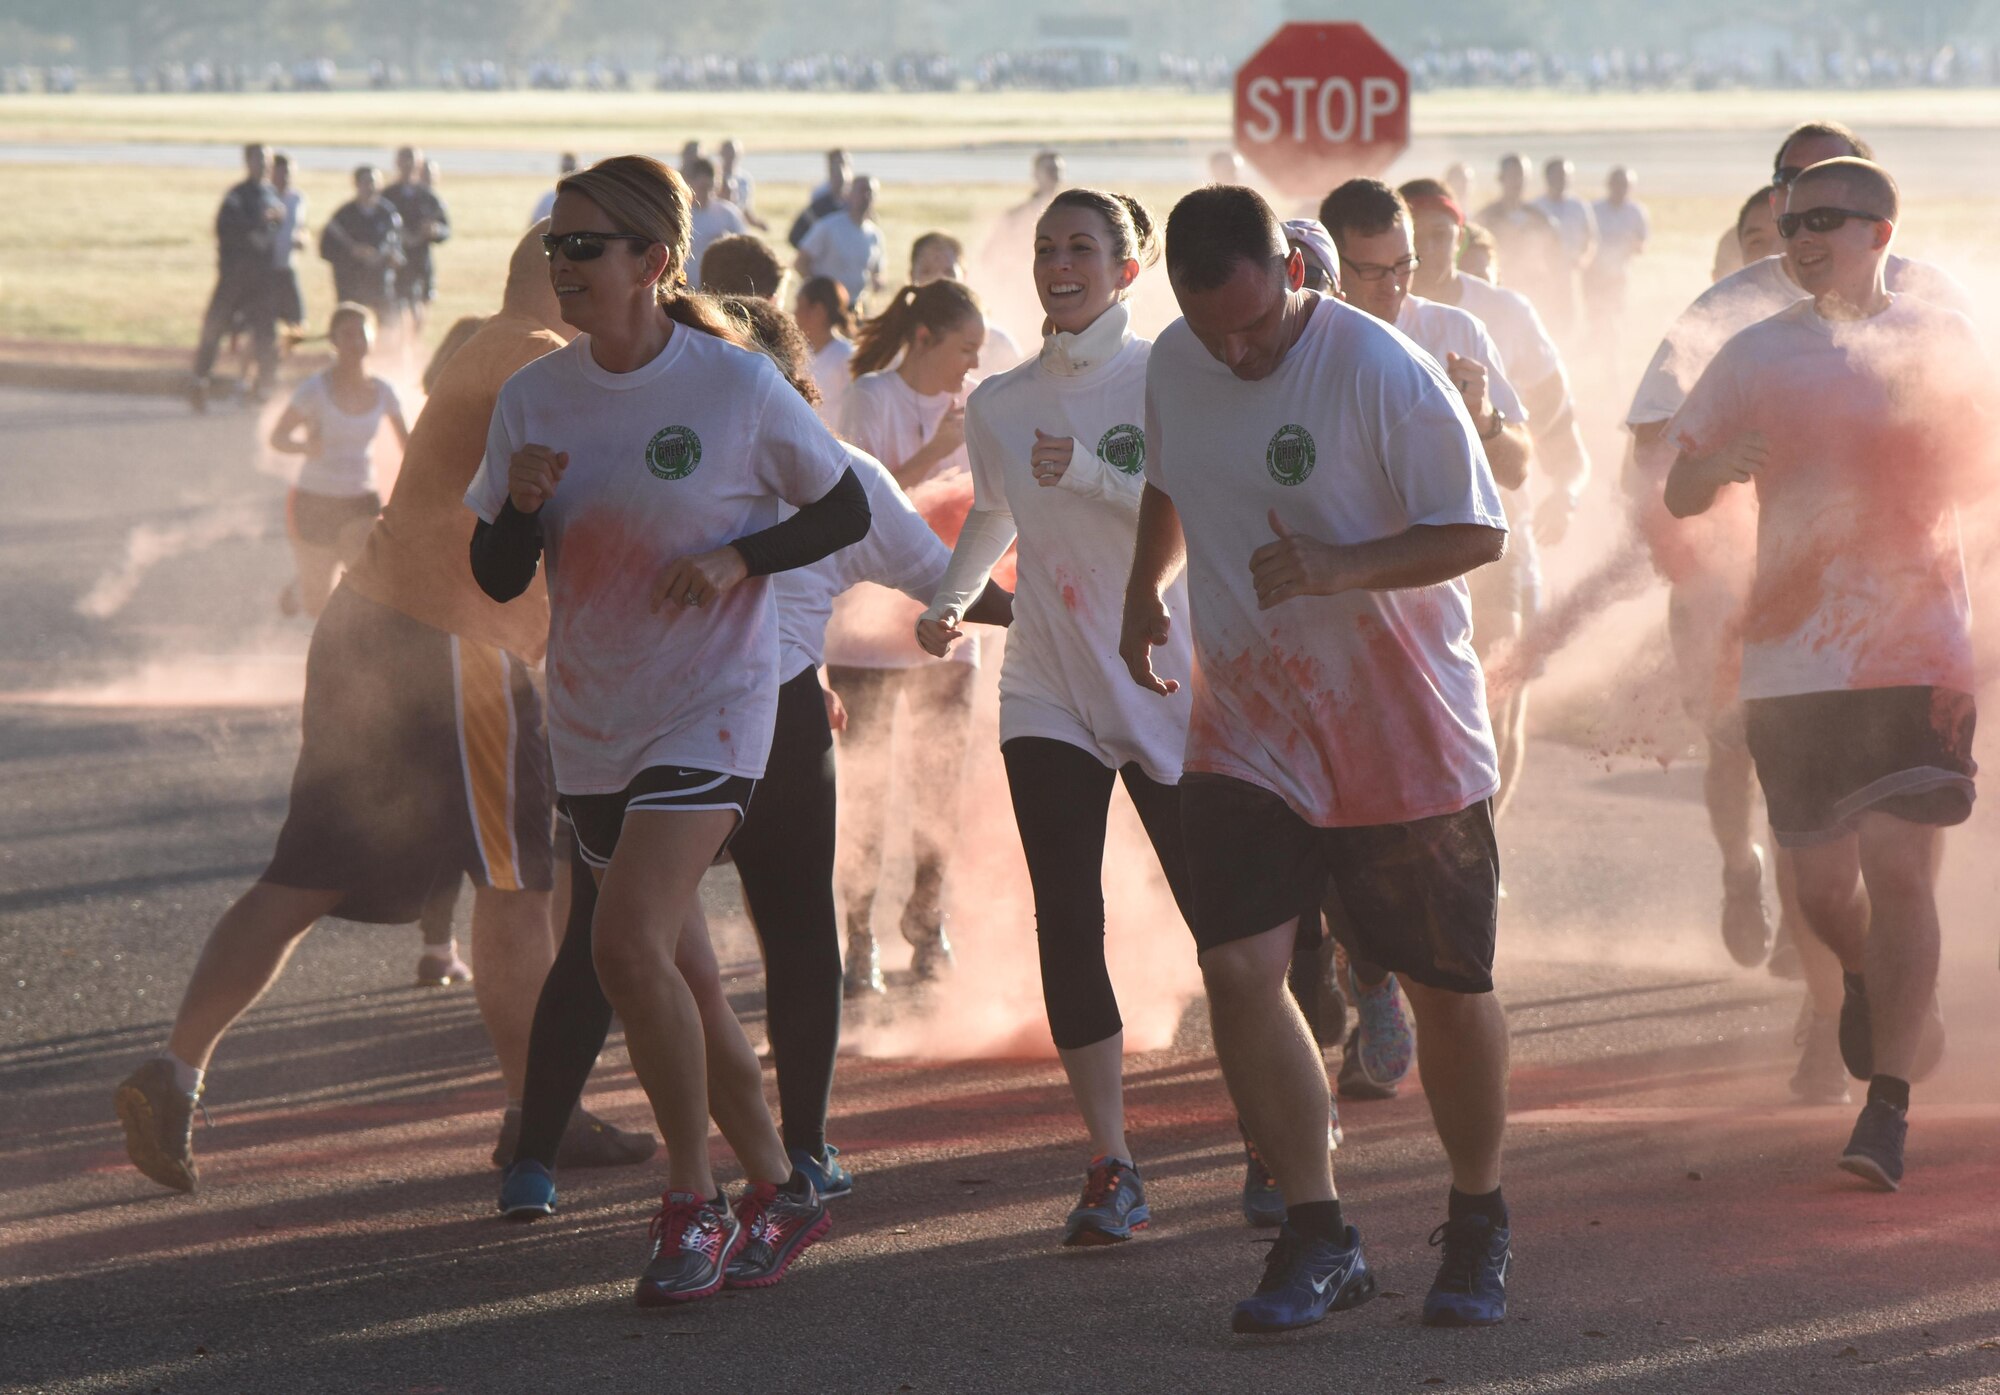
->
xmin=491 ymin=1105 xmax=658 ymax=1169
xmin=114 ymin=1059 xmax=200 ymax=1193
xmin=1838 ymin=1099 xmax=1907 ymax=1192
xmin=1838 ymin=972 xmax=1873 ymax=1081
xmin=1422 ymin=1213 xmax=1511 ymax=1327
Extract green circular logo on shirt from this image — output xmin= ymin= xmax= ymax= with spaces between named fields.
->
xmin=1097 ymin=423 xmax=1147 ymax=476
xmin=1266 ymin=424 xmax=1316 ymax=486
xmin=645 ymin=425 xmax=702 ymax=480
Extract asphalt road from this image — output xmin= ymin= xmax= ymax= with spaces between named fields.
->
xmin=3 ymin=386 xmax=1998 ymax=1395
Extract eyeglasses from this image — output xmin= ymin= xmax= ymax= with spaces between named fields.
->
xmin=1776 ymin=207 xmax=1889 ymax=239
xmin=1338 ymin=253 xmax=1419 ymax=284
xmin=539 ymin=231 xmax=655 ymax=261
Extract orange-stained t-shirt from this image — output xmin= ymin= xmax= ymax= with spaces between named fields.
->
xmin=343 ymin=311 xmax=565 ymax=661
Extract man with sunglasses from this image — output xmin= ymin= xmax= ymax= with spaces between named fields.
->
xmin=1623 ymin=125 xmax=1971 ymax=1064
xmin=1662 ymin=157 xmax=1992 ymax=1192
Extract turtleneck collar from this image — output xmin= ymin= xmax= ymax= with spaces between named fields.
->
xmin=1040 ymin=301 xmax=1131 ymax=378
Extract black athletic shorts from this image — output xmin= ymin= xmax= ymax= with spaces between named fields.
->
xmin=1180 ymin=772 xmax=1501 ymax=994
xmin=287 ymin=488 xmax=382 ymax=547
xmin=1745 ymin=686 xmax=1976 ymax=848
xmin=264 ymin=587 xmax=555 ymax=921
xmin=563 ymin=766 xmax=757 ymax=870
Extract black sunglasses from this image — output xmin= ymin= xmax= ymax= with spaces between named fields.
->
xmin=539 ymin=231 xmax=656 ymax=261
xmin=1777 ymin=207 xmax=1889 ymax=239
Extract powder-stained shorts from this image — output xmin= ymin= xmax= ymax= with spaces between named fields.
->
xmin=1180 ymin=772 xmax=1501 ymax=993
xmin=264 ymin=586 xmax=554 ymax=921
xmin=562 ymin=765 xmax=756 ymax=869
xmin=1745 ymin=686 xmax=1976 ymax=848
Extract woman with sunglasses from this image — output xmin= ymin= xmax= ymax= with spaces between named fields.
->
xmin=823 ymin=279 xmax=988 ymax=992
xmin=465 ymin=154 xmax=870 ymax=1306
xmin=914 ymin=189 xmax=1198 ymax=1247
xmin=495 ymin=296 xmax=1012 ymax=1220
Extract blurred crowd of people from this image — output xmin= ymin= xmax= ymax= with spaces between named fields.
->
xmin=1412 ymin=41 xmax=2000 ymax=91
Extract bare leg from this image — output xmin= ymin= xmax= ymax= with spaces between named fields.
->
xmin=1400 ymin=980 xmax=1509 ymax=1195
xmin=166 ymin=882 xmax=343 ymax=1069
xmin=1202 ymin=922 xmax=1335 ymax=1205
xmin=1788 ymin=836 xmax=1869 ymax=971
xmin=674 ymin=902 xmax=790 ymax=1184
xmin=1854 ymin=814 xmax=1942 ymax=1081
xmin=1056 ymin=1035 xmax=1130 ymax=1163
xmin=1780 ymin=845 xmax=1846 ymax=1015
xmin=1705 ymin=738 xmax=1761 ymax=879
xmin=590 ymin=808 xmax=737 ymax=1199
xmin=468 ymin=886 xmax=555 ymax=1099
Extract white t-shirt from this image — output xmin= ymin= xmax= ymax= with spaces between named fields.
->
xmin=1665 ymin=296 xmax=1989 ymax=701
xmin=274 ymin=188 xmax=305 ymax=270
xmin=774 ymin=444 xmax=950 ymax=680
xmin=1590 ymin=198 xmax=1649 ymax=280
xmin=1447 ymin=274 xmax=1562 ymax=393
xmin=1530 ymin=194 xmax=1597 ymax=265
xmin=826 ymin=370 xmax=976 ymax=669
xmin=289 ymin=371 xmax=400 ymax=497
xmin=687 ymin=199 xmax=750 ymax=289
xmin=799 ymin=211 xmax=885 ymax=303
xmin=976 ymin=318 xmax=1024 ymax=380
xmin=465 ymin=329 xmax=849 ymax=794
xmin=1627 ymin=253 xmax=1975 ymax=427
xmin=1143 ymin=296 xmax=1506 ymax=828
xmin=1393 ymin=296 xmax=1527 ymax=426
xmin=966 ymin=334 xmax=1193 ymax=783
xmin=809 ymin=337 xmax=856 ymax=429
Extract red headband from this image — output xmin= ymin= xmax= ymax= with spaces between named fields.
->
xmin=1408 ymin=192 xmax=1464 ymax=227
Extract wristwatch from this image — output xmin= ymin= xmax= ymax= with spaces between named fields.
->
xmin=1478 ymin=408 xmax=1505 ymax=441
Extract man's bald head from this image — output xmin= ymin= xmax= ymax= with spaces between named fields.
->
xmin=1791 ymin=157 xmax=1900 ymax=224
xmin=506 ymin=219 xmax=567 ymax=333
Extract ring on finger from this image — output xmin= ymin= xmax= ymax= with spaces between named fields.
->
xmin=684 ymin=589 xmax=700 ymax=605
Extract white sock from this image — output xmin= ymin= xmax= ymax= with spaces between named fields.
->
xmin=159 ymin=1051 xmax=204 ymax=1097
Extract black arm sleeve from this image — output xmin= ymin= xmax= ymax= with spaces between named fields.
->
xmin=469 ymin=499 xmax=546 ymax=602
xmin=731 ymin=466 xmax=871 ymax=577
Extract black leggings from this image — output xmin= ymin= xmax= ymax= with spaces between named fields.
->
xmin=512 ymin=668 xmax=845 ymax=1169
xmin=1000 ymin=736 xmax=1195 ymax=1051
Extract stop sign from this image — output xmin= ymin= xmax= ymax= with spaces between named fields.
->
xmin=1234 ymin=23 xmax=1410 ymax=199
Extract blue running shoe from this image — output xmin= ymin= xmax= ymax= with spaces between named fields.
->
xmin=1241 ymin=1138 xmax=1286 ymax=1228
xmin=1422 ymin=1214 xmax=1511 ymax=1327
xmin=498 ymin=1159 xmax=557 ymax=1220
xmin=788 ymin=1144 xmax=854 ymax=1201
xmin=1231 ymin=1223 xmax=1377 ymax=1333
xmin=1062 ymin=1156 xmax=1149 ymax=1246
xmin=1838 ymin=1099 xmax=1907 ymax=1192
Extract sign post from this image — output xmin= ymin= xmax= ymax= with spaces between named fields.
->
xmin=1233 ymin=23 xmax=1411 ymax=200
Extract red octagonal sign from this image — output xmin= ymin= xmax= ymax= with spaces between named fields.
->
xmin=1234 ymin=22 xmax=1410 ymax=199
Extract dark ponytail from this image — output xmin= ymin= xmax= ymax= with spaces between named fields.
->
xmin=848 ymin=279 xmax=982 ymax=379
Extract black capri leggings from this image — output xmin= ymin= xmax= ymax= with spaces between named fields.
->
xmin=512 ymin=667 xmax=845 ymax=1169
xmin=999 ymin=736 xmax=1195 ymax=1052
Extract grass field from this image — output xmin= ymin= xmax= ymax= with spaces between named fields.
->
xmin=4 ymin=86 xmax=2000 ymax=153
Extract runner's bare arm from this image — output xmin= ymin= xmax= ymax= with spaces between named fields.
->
xmin=1250 ymin=510 xmax=1505 ymax=609
xmin=1118 ymin=484 xmax=1188 ymax=696
xmin=267 ymin=404 xmax=312 ymax=455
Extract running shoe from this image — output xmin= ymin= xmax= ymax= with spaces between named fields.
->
xmin=1838 ymin=971 xmax=1873 ymax=1081
xmin=1062 ymin=1156 xmax=1149 ymax=1246
xmin=1422 ymin=1213 xmax=1512 ymax=1327
xmin=1789 ymin=1009 xmax=1851 ymax=1105
xmin=844 ymin=917 xmax=885 ymax=998
xmin=636 ymin=1192 xmax=744 ymax=1305
xmin=113 ymin=1059 xmax=202 ymax=1193
xmin=1721 ymin=847 xmax=1774 ymax=968
xmin=725 ymin=1179 xmax=831 ymax=1288
xmin=1838 ymin=1099 xmax=1907 ymax=1192
xmin=1241 ymin=1136 xmax=1286 ymax=1228
xmin=491 ymin=1106 xmax=658 ymax=1170
xmin=1230 ymin=1223 xmax=1377 ymax=1333
xmin=497 ymin=1159 xmax=557 ymax=1219
xmin=415 ymin=945 xmax=472 ymax=987
xmin=1337 ymin=969 xmax=1415 ymax=1101
xmin=787 ymin=1144 xmax=854 ymax=1201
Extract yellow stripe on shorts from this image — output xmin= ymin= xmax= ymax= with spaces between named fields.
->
xmin=453 ymin=636 xmax=523 ymax=892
